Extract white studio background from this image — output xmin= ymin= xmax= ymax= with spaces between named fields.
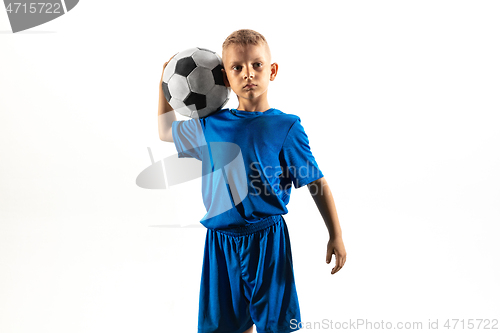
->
xmin=1 ymin=1 xmax=499 ymax=332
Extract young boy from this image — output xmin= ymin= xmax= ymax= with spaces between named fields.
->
xmin=158 ymin=29 xmax=346 ymax=333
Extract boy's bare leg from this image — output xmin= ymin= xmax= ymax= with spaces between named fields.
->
xmin=243 ymin=325 xmax=254 ymax=333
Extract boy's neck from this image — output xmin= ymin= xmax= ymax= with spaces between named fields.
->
xmin=236 ymin=99 xmax=271 ymax=112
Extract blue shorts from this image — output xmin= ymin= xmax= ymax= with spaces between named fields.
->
xmin=198 ymin=215 xmax=301 ymax=333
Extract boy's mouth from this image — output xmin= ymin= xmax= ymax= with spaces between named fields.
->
xmin=244 ymin=84 xmax=256 ymax=89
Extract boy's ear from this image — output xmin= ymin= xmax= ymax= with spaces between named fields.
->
xmin=221 ymin=68 xmax=231 ymax=87
xmin=270 ymin=63 xmax=278 ymax=81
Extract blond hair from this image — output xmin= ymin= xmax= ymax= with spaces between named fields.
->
xmin=222 ymin=29 xmax=271 ymax=61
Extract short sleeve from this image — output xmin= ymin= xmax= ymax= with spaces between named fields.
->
xmin=171 ymin=119 xmax=206 ymax=161
xmin=281 ymin=118 xmax=324 ymax=188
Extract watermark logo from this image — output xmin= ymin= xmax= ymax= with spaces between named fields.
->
xmin=3 ymin=0 xmax=79 ymax=33
xmin=137 ymin=143 xmax=249 ymax=228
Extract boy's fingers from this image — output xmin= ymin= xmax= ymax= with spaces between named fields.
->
xmin=331 ymin=254 xmax=346 ymax=275
xmin=162 ymin=53 xmax=179 ymax=70
xmin=161 ymin=53 xmax=180 ymax=82
xmin=331 ymin=260 xmax=340 ymax=275
xmin=326 ymin=246 xmax=334 ymax=264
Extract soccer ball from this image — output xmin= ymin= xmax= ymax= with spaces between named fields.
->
xmin=162 ymin=47 xmax=231 ymax=118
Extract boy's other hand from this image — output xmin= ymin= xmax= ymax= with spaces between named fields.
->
xmin=160 ymin=53 xmax=178 ymax=85
xmin=326 ymin=236 xmax=346 ymax=275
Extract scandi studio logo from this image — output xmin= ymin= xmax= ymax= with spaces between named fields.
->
xmin=136 ymin=141 xmax=249 ymax=227
xmin=3 ymin=0 xmax=78 ymax=33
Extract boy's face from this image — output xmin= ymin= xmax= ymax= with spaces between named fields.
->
xmin=222 ymin=43 xmax=278 ymax=106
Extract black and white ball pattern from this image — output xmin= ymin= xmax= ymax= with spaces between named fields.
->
xmin=162 ymin=47 xmax=230 ymax=118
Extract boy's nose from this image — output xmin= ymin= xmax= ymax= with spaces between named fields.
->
xmin=244 ymin=70 xmax=254 ymax=79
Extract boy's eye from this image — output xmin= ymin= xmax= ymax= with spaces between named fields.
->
xmin=232 ymin=66 xmax=242 ymax=70
xmin=254 ymin=63 xmax=262 ymax=68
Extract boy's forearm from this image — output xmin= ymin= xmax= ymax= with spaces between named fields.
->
xmin=158 ymin=83 xmax=176 ymax=142
xmin=307 ymin=177 xmax=342 ymax=239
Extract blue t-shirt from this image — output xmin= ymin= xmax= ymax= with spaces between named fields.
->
xmin=171 ymin=107 xmax=324 ymax=230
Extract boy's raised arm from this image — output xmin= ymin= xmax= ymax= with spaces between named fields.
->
xmin=307 ymin=176 xmax=347 ymax=275
xmin=158 ymin=58 xmax=177 ymax=142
